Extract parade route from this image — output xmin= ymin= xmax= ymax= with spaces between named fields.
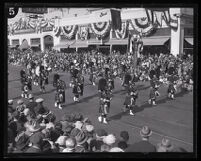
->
xmin=8 ymin=64 xmax=194 ymax=152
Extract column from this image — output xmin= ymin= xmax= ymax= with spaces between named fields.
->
xmin=170 ymin=16 xmax=184 ymax=56
xmin=40 ymin=36 xmax=44 ymax=52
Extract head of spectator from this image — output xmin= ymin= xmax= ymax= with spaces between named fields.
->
xmin=103 ymin=134 xmax=116 ymax=148
xmin=100 ymin=143 xmax=110 ymax=152
xmin=120 ymin=131 xmax=129 ymax=142
xmin=140 ymin=126 xmax=152 ymax=140
xmin=117 ymin=141 xmax=128 ymax=150
xmin=157 ymin=138 xmax=174 ymax=152
xmin=28 ymin=94 xmax=34 ymax=102
xmin=62 ymin=137 xmax=76 ymax=152
xmin=14 ymin=131 xmax=30 ymax=152
xmin=95 ymin=129 xmax=108 ymax=140
xmin=29 ymin=131 xmax=44 ymax=150
xmin=74 ymin=121 xmax=83 ymax=130
xmin=55 ymin=135 xmax=68 ymax=152
xmin=41 ymin=140 xmax=52 ymax=153
xmin=109 ymin=147 xmax=124 ymax=152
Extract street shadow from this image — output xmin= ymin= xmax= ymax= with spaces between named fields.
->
xmin=8 ymin=78 xmax=21 ymax=83
xmin=109 ymin=90 xmax=190 ymax=121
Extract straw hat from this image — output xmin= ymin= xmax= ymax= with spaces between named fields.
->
xmin=36 ymin=98 xmax=44 ymax=103
xmin=140 ymin=126 xmax=152 ymax=137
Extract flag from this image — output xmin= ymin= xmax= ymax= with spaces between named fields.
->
xmin=127 ymin=32 xmax=132 ymax=53
xmin=110 ymin=9 xmax=122 ymax=31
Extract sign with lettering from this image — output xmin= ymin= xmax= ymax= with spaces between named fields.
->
xmin=14 ymin=28 xmax=35 ymax=34
xmin=42 ymin=26 xmax=53 ymax=32
xmin=22 ymin=8 xmax=48 ymax=14
xmin=93 ymin=9 xmax=111 ymax=22
xmin=31 ymin=38 xmax=41 ymax=45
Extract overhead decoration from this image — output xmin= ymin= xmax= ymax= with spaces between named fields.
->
xmin=54 ymin=26 xmax=62 ymax=37
xmin=90 ymin=21 xmax=111 ymax=39
xmin=27 ymin=18 xmax=37 ymax=29
xmin=62 ymin=25 xmax=78 ymax=40
xmin=114 ymin=21 xmax=129 ymax=39
xmin=145 ymin=8 xmax=178 ymax=30
xmin=79 ymin=26 xmax=89 ymax=41
xmin=130 ymin=18 xmax=157 ymax=37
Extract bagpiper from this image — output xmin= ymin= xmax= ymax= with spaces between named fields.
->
xmin=20 ymin=69 xmax=29 ymax=98
xmin=39 ymin=65 xmax=47 ymax=93
xmin=123 ymin=82 xmax=138 ymax=115
xmin=54 ymin=77 xmax=66 ymax=110
xmin=77 ymin=72 xmax=84 ymax=96
xmin=98 ymin=90 xmax=112 ymax=124
xmin=167 ymin=82 xmax=177 ymax=99
xmin=72 ymin=77 xmax=81 ymax=102
xmin=148 ymin=83 xmax=160 ymax=106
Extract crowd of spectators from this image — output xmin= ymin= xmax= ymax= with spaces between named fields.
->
xmin=7 ymin=47 xmax=193 ymax=153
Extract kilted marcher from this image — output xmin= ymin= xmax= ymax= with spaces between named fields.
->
xmin=77 ymin=72 xmax=84 ymax=96
xmin=89 ymin=65 xmax=96 ymax=86
xmin=53 ymin=73 xmax=60 ymax=88
xmin=55 ymin=78 xmax=67 ymax=109
xmin=148 ymin=84 xmax=160 ymax=106
xmin=72 ymin=77 xmax=81 ymax=102
xmin=98 ymin=90 xmax=112 ymax=124
xmin=39 ymin=66 xmax=47 ymax=92
xmin=34 ymin=62 xmax=40 ymax=86
xmin=122 ymin=72 xmax=132 ymax=91
xmin=123 ymin=84 xmax=138 ymax=116
xmin=20 ymin=70 xmax=28 ymax=98
xmin=167 ymin=82 xmax=177 ymax=99
xmin=98 ymin=75 xmax=107 ymax=93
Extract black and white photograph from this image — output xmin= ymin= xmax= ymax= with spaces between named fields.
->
xmin=5 ymin=4 xmax=196 ymax=157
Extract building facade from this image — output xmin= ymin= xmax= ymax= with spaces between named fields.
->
xmin=8 ymin=8 xmax=193 ymax=56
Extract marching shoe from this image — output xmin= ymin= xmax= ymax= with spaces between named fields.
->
xmin=24 ymin=94 xmax=28 ymax=99
xmin=73 ymin=97 xmax=76 ymax=102
xmin=148 ymin=99 xmax=151 ymax=104
xmin=129 ymin=110 xmax=135 ymax=116
xmin=21 ymin=93 xmax=24 ymax=98
xmin=54 ymin=102 xmax=58 ymax=107
xmin=103 ymin=118 xmax=108 ymax=124
xmin=152 ymin=101 xmax=157 ymax=106
xmin=93 ymin=82 xmax=96 ymax=86
xmin=98 ymin=116 xmax=102 ymax=122
xmin=171 ymin=94 xmax=175 ymax=99
xmin=58 ymin=104 xmax=62 ymax=110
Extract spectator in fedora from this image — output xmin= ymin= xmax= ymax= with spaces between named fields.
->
xmin=25 ymin=131 xmax=44 ymax=153
xmin=26 ymin=94 xmax=37 ymax=113
xmin=156 ymin=138 xmax=174 ymax=152
xmin=55 ymin=136 xmax=68 ymax=152
xmin=125 ymin=126 xmax=156 ymax=152
xmin=89 ymin=129 xmax=108 ymax=152
xmin=75 ymin=131 xmax=89 ymax=152
xmin=62 ymin=138 xmax=76 ymax=152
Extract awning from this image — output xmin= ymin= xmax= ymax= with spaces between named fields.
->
xmin=30 ymin=44 xmax=40 ymax=47
xmin=9 ymin=45 xmax=17 ymax=48
xmin=69 ymin=41 xmax=88 ymax=48
xmin=19 ymin=41 xmax=30 ymax=50
xmin=53 ymin=43 xmax=69 ymax=49
xmin=185 ymin=38 xmax=193 ymax=45
xmin=105 ymin=38 xmax=128 ymax=45
xmin=142 ymin=37 xmax=170 ymax=46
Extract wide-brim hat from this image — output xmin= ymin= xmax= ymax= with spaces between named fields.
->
xmin=75 ymin=131 xmax=88 ymax=145
xmin=26 ymin=122 xmax=42 ymax=133
xmin=159 ymin=138 xmax=174 ymax=151
xmin=103 ymin=134 xmax=116 ymax=146
xmin=140 ymin=126 xmax=152 ymax=137
xmin=8 ymin=99 xmax=13 ymax=105
xmin=36 ymin=98 xmax=44 ymax=103
xmin=28 ymin=94 xmax=34 ymax=99
xmin=17 ymin=99 xmax=24 ymax=105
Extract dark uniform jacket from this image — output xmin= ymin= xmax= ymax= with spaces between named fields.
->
xmin=125 ymin=140 xmax=156 ymax=152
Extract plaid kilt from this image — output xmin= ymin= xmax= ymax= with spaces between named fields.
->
xmin=99 ymin=103 xmax=110 ymax=114
xmin=55 ymin=91 xmax=65 ymax=103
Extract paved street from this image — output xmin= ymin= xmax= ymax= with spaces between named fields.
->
xmin=8 ymin=64 xmax=193 ymax=152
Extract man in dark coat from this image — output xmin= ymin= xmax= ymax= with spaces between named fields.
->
xmin=26 ymin=94 xmax=37 ymax=112
xmin=98 ymin=75 xmax=107 ymax=93
xmin=125 ymin=126 xmax=156 ymax=152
